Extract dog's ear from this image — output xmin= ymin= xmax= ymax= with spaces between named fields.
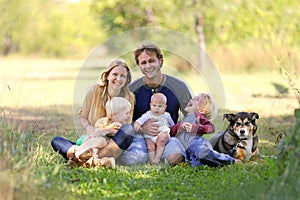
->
xmin=223 ymin=113 xmax=236 ymax=122
xmin=250 ymin=112 xmax=259 ymax=120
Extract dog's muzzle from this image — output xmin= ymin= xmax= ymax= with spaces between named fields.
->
xmin=238 ymin=128 xmax=249 ymax=138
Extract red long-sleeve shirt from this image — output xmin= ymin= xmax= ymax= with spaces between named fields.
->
xmin=170 ymin=112 xmax=215 ymax=150
xmin=170 ymin=112 xmax=215 ymax=137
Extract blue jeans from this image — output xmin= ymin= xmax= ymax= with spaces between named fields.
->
xmin=117 ymin=135 xmax=148 ymax=165
xmin=51 ymin=136 xmax=75 ymax=160
xmin=51 ymin=124 xmax=185 ymax=166
xmin=51 ymin=124 xmax=134 ymax=161
xmin=162 ymin=137 xmax=185 ymax=164
xmin=186 ymin=136 xmax=235 ymax=167
xmin=117 ymin=136 xmax=185 ymax=166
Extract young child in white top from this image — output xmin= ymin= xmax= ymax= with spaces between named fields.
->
xmin=134 ymin=93 xmax=175 ymax=164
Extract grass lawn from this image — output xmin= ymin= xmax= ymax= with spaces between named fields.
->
xmin=0 ymin=57 xmax=299 ymax=199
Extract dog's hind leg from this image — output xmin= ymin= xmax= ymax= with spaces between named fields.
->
xmin=208 ymin=131 xmax=224 ymax=147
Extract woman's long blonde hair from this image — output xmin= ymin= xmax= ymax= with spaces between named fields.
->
xmin=93 ymin=59 xmax=133 ymax=119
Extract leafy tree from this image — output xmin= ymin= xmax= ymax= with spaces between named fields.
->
xmin=90 ymin=0 xmax=300 ymax=47
xmin=1 ymin=0 xmax=299 ymax=57
xmin=0 ymin=0 xmax=105 ymax=57
xmin=0 ymin=0 xmax=30 ymax=55
xmin=90 ymin=0 xmax=196 ymax=37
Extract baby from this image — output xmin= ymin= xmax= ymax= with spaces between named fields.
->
xmin=134 ymin=93 xmax=175 ymax=164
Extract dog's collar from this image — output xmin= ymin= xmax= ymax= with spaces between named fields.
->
xmin=236 ymin=142 xmax=245 ymax=149
xmin=227 ymin=130 xmax=240 ymax=142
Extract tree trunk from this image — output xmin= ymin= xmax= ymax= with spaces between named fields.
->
xmin=3 ymin=33 xmax=12 ymax=56
xmin=195 ymin=12 xmax=206 ymax=70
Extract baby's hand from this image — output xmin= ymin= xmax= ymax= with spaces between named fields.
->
xmin=112 ymin=122 xmax=122 ymax=129
xmin=105 ymin=128 xmax=118 ymax=136
xmin=134 ymin=122 xmax=141 ymax=132
xmin=196 ymin=117 xmax=203 ymax=127
xmin=182 ymin=122 xmax=193 ymax=132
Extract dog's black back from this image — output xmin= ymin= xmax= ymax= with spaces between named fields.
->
xmin=209 ymin=112 xmax=259 ymax=154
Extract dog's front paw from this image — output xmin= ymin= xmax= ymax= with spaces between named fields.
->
xmin=228 ymin=148 xmax=236 ymax=156
xmin=234 ymin=159 xmax=243 ymax=165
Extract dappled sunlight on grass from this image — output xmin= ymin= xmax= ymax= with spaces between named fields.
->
xmin=1 ymin=58 xmax=81 ymax=108
xmin=45 ymin=160 xmax=276 ymax=199
xmin=1 ymin=79 xmax=76 ymax=108
xmin=0 ymin=105 xmax=75 ymax=136
xmin=258 ymin=139 xmax=279 ymax=156
xmin=259 ymin=139 xmax=276 ymax=147
xmin=221 ymin=71 xmax=298 ymax=117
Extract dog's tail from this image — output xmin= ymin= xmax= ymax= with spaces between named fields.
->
xmin=251 ymin=154 xmax=277 ymax=161
xmin=259 ymin=155 xmax=277 ymax=159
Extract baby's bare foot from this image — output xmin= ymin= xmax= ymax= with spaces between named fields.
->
xmin=151 ymin=159 xmax=160 ymax=165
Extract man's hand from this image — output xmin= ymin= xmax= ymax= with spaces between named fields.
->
xmin=141 ymin=118 xmax=159 ymax=136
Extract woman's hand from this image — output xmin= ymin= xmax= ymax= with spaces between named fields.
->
xmin=141 ymin=118 xmax=159 ymax=136
xmin=182 ymin=122 xmax=193 ymax=132
xmin=89 ymin=129 xmax=102 ymax=137
xmin=104 ymin=128 xmax=118 ymax=137
xmin=90 ymin=128 xmax=116 ymax=137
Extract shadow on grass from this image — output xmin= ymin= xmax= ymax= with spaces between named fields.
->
xmin=0 ymin=105 xmax=75 ymax=134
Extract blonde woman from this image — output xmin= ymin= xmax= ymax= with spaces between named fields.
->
xmin=51 ymin=59 xmax=136 ymax=163
xmin=78 ymin=59 xmax=134 ymax=131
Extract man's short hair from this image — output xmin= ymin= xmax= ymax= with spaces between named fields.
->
xmin=133 ymin=41 xmax=163 ymax=65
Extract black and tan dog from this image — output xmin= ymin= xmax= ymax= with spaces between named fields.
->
xmin=209 ymin=112 xmax=259 ymax=161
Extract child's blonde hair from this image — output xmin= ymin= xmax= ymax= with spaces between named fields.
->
xmin=105 ymin=97 xmax=131 ymax=119
xmin=195 ymin=93 xmax=218 ymax=120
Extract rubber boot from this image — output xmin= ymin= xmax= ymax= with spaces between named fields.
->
xmin=97 ymin=139 xmax=122 ymax=159
xmin=166 ymin=153 xmax=184 ymax=166
xmin=93 ymin=157 xmax=116 ymax=169
xmin=66 ymin=145 xmax=76 ymax=160
xmin=66 ymin=145 xmax=91 ymax=166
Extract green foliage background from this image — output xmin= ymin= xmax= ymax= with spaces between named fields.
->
xmin=0 ymin=0 xmax=104 ymax=57
xmin=91 ymin=0 xmax=300 ymax=47
xmin=1 ymin=0 xmax=299 ymax=58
